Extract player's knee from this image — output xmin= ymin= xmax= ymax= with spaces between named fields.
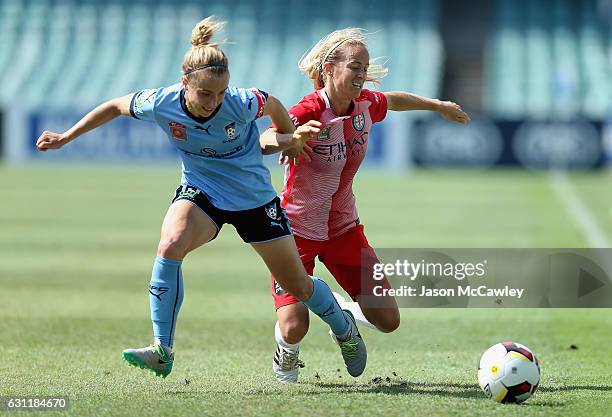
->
xmin=280 ymin=315 xmax=309 ymax=344
xmin=374 ymin=310 xmax=400 ymax=333
xmin=157 ymin=236 xmax=189 ymax=260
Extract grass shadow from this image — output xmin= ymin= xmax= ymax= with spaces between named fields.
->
xmin=298 ymin=379 xmax=579 ymax=407
xmin=540 ymin=385 xmax=612 ymax=393
xmin=159 ymin=378 xmax=610 ymax=406
xmin=302 ymin=380 xmax=485 ymax=399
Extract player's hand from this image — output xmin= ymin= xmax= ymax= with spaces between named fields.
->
xmin=279 ymin=146 xmax=300 ymax=165
xmin=278 ymin=142 xmax=315 ymax=165
xmin=438 ymin=101 xmax=470 ymax=124
xmin=291 ymin=120 xmax=321 ymax=147
xmin=36 ymin=131 xmax=71 ymax=151
xmin=279 ymin=120 xmax=320 ymax=165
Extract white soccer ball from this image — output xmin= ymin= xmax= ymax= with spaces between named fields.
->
xmin=477 ymin=342 xmax=541 ymax=403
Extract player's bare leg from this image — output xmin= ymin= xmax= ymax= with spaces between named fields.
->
xmin=252 ymin=236 xmax=367 ymax=379
xmin=251 ymin=236 xmax=313 ymax=299
xmin=123 ymin=200 xmax=218 ymax=377
xmin=277 ymin=303 xmax=309 ymax=344
xmin=157 ymin=199 xmax=218 ymax=260
xmin=273 ymin=303 xmax=309 ymax=383
xmin=330 ymin=282 xmax=400 ymax=333
xmin=254 ymin=237 xmax=312 ymax=383
xmin=356 ymin=274 xmax=400 ymax=333
xmin=357 ymin=298 xmax=400 ymax=333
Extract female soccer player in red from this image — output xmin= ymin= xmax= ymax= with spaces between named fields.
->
xmin=36 ymin=17 xmax=368 ymax=380
xmin=267 ymin=28 xmax=470 ymax=383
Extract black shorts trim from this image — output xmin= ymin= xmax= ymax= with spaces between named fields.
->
xmin=171 ymin=185 xmax=292 ymax=243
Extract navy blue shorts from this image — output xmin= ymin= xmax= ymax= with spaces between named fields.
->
xmin=172 ymin=185 xmax=292 ymax=243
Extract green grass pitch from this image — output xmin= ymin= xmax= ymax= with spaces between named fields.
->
xmin=1 ymin=165 xmax=611 ymax=417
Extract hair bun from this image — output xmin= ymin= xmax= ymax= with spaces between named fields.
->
xmin=191 ymin=16 xmax=225 ymax=47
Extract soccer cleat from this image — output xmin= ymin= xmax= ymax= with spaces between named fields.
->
xmin=272 ymin=344 xmax=304 ymax=384
xmin=122 ymin=342 xmax=174 ymax=378
xmin=332 ymin=310 xmax=367 ymax=377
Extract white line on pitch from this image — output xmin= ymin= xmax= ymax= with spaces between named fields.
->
xmin=549 ymin=171 xmax=611 ymax=248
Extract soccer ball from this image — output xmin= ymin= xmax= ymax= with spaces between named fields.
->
xmin=477 ymin=342 xmax=541 ymax=403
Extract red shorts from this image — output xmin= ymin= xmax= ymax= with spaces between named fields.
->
xmin=271 ymin=224 xmax=385 ymax=309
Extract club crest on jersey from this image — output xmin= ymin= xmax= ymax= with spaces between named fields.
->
xmin=224 ymin=122 xmax=237 ymax=140
xmin=352 ymin=112 xmax=365 ymax=131
xmin=265 ymin=202 xmax=278 ymax=220
xmin=169 ymin=121 xmax=187 ymax=141
xmin=318 ymin=126 xmax=332 ymax=141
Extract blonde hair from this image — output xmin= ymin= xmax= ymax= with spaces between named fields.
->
xmin=298 ymin=28 xmax=387 ymax=89
xmin=182 ymin=16 xmax=229 ymax=83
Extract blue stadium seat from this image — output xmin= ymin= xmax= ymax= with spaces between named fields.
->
xmin=485 ymin=0 xmax=611 ymax=118
xmin=0 ymin=0 xmax=444 ymax=111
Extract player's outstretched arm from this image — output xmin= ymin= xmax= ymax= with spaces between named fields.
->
xmin=384 ymin=91 xmax=471 ymax=124
xmin=36 ymin=93 xmax=135 ymax=151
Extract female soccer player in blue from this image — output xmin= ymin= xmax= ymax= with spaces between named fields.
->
xmin=36 ymin=17 xmax=367 ymax=379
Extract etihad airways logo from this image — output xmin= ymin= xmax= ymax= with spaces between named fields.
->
xmin=311 ymin=133 xmax=368 ymax=162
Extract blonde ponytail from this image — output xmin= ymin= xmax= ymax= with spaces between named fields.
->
xmin=298 ymin=28 xmax=387 ymax=89
xmin=182 ymin=16 xmax=229 ymax=81
xmin=190 ymin=16 xmax=226 ymax=48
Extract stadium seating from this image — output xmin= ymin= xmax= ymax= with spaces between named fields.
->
xmin=486 ymin=0 xmax=612 ymax=119
xmin=0 ymin=0 xmax=444 ymax=111
xmin=2 ymin=0 xmax=608 ymax=118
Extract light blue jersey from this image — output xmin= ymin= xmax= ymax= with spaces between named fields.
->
xmin=130 ymin=83 xmax=277 ymax=211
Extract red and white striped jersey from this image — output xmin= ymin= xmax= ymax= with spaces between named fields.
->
xmin=278 ymin=88 xmax=387 ymax=240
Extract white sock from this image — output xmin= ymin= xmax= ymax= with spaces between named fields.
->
xmin=275 ymin=321 xmax=300 ymax=353
xmin=332 ymin=291 xmax=378 ymax=331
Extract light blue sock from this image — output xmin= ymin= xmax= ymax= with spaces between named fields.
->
xmin=149 ymin=256 xmax=184 ymax=348
xmin=303 ymin=277 xmax=349 ymax=336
